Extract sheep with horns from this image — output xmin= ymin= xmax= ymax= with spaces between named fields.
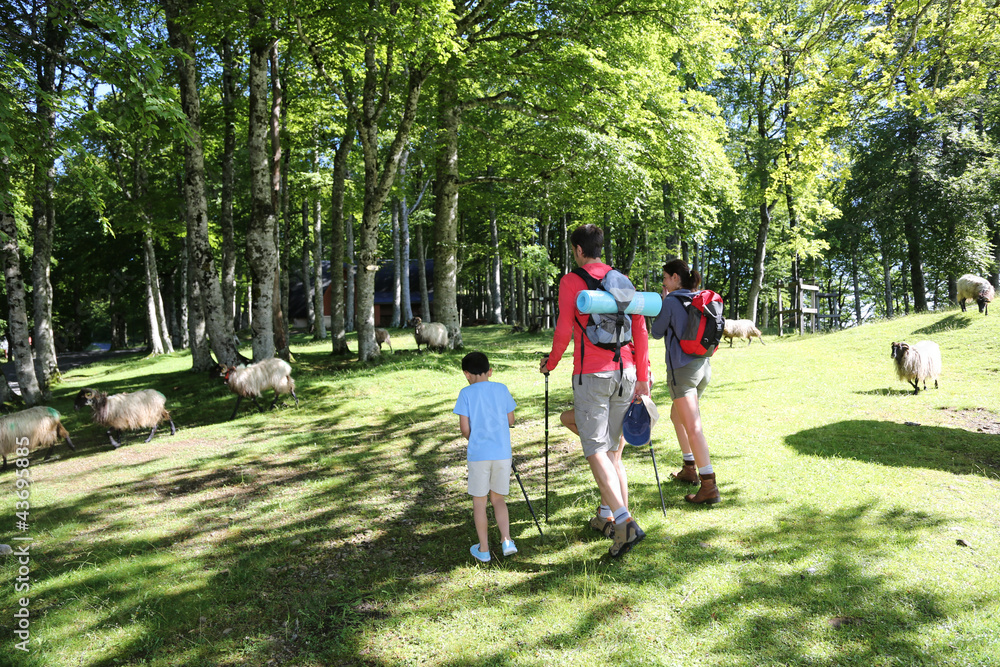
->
xmin=890 ymin=341 xmax=941 ymax=395
xmin=74 ymin=388 xmax=176 ymax=448
xmin=956 ymin=274 xmax=995 ymax=315
xmin=221 ymin=357 xmax=298 ymax=420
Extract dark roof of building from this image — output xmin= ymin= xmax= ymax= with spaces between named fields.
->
xmin=288 ymin=259 xmax=433 ymax=318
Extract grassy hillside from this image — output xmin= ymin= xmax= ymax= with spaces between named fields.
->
xmin=2 ymin=311 xmax=998 ymax=666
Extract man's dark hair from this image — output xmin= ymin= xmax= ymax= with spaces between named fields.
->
xmin=462 ymin=351 xmax=490 ymax=375
xmin=569 ymin=224 xmax=603 ymax=260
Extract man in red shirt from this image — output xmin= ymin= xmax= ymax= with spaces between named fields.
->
xmin=539 ymin=224 xmax=650 ymax=558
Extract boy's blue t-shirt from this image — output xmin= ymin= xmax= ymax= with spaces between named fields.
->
xmin=453 ymin=380 xmax=517 ymax=462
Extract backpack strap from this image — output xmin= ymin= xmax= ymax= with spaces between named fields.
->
xmin=571 ymin=268 xmax=599 ymax=386
xmin=664 ymin=291 xmax=694 ymax=388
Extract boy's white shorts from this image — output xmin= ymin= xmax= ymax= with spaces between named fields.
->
xmin=467 ymin=458 xmax=511 ymax=496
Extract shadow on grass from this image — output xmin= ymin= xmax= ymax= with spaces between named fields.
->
xmin=911 ymin=313 xmax=974 ymax=335
xmin=785 ymin=419 xmax=1000 ymax=475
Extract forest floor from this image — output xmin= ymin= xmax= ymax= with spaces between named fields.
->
xmin=1 ymin=313 xmax=998 ymax=666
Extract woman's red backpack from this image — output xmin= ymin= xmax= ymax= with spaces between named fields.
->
xmin=667 ymin=290 xmax=725 ymax=358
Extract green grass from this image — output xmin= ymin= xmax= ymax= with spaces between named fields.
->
xmin=2 ymin=311 xmax=999 ymax=666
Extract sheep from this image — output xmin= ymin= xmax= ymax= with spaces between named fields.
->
xmin=890 ymin=341 xmax=941 ymax=395
xmin=375 ymin=328 xmax=393 ymax=353
xmin=722 ymin=319 xmax=765 ymax=347
xmin=0 ymin=406 xmax=75 ymax=470
xmin=409 ymin=317 xmax=448 ymax=352
xmin=221 ymin=357 xmax=298 ymax=420
xmin=75 ymin=388 xmax=176 ymax=449
xmin=957 ymin=274 xmax=995 ymax=315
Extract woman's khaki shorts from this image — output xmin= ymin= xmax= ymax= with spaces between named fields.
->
xmin=667 ymin=357 xmax=711 ymax=400
xmin=572 ymin=367 xmax=637 ymax=458
xmin=467 ymin=458 xmax=511 ymax=496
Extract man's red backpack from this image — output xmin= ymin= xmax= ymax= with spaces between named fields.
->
xmin=667 ymin=290 xmax=725 ymax=358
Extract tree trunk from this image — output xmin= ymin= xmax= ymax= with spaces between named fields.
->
xmin=883 ymin=252 xmax=893 ymax=318
xmin=30 ymin=8 xmax=65 ymax=393
xmin=313 ymin=195 xmax=326 ymax=339
xmin=143 ymin=231 xmax=166 ymax=354
xmin=270 ymin=37 xmax=289 ymax=360
xmin=728 ymin=245 xmax=739 ymax=319
xmin=220 ymin=36 xmax=237 ymax=328
xmin=280 ymin=150 xmax=291 ymax=337
xmin=662 ymin=181 xmax=678 ymax=259
xmin=0 ymin=188 xmax=43 ymax=406
xmin=355 ymin=48 xmax=429 ymax=361
xmin=391 ymin=198 xmax=402 ymax=328
xmin=246 ymin=18 xmax=277 ymax=361
xmin=346 ymin=214 xmax=356 ymax=332
xmin=164 ymin=0 xmax=240 ymax=367
xmin=330 ymin=108 xmax=355 ymax=353
xmin=178 ymin=240 xmax=190 ymax=348
xmin=416 ymin=221 xmax=429 ymax=320
xmin=745 ymin=200 xmax=771 ymax=324
xmin=432 ymin=64 xmax=463 ymax=348
xmin=622 ymin=211 xmax=640 ymax=275
xmin=187 ymin=232 xmax=213 ymax=370
xmin=489 ymin=204 xmax=503 ymax=324
xmin=851 ymin=245 xmax=862 ymax=325
xmin=398 ymin=151 xmax=414 ymax=325
xmin=301 ymin=201 xmax=314 ymax=330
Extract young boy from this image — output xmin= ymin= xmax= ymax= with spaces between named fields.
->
xmin=454 ymin=351 xmax=518 ymax=562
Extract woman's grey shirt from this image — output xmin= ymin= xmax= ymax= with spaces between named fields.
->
xmin=650 ymin=288 xmax=697 ymax=371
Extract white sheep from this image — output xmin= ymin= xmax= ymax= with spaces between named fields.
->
xmin=375 ymin=328 xmax=393 ymax=352
xmin=0 ymin=406 xmax=75 ymax=469
xmin=957 ymin=274 xmax=995 ymax=315
xmin=222 ymin=357 xmax=298 ymax=420
xmin=890 ymin=341 xmax=941 ymax=395
xmin=75 ymin=388 xmax=176 ymax=449
xmin=409 ymin=317 xmax=448 ymax=352
xmin=722 ymin=319 xmax=765 ymax=347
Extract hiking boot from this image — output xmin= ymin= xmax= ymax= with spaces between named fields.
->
xmin=670 ymin=462 xmax=699 ymax=485
xmin=589 ymin=513 xmax=615 ymax=538
xmin=608 ymin=517 xmax=645 ymax=558
xmin=684 ymin=473 xmax=721 ymax=505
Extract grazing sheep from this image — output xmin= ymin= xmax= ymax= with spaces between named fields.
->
xmin=375 ymin=328 xmax=393 ymax=352
xmin=722 ymin=319 xmax=765 ymax=347
xmin=0 ymin=406 xmax=75 ymax=469
xmin=222 ymin=357 xmax=298 ymax=420
xmin=890 ymin=341 xmax=941 ymax=395
xmin=75 ymin=388 xmax=176 ymax=449
xmin=409 ymin=317 xmax=448 ymax=352
xmin=957 ymin=274 xmax=995 ymax=315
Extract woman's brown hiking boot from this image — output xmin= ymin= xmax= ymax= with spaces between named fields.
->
xmin=670 ymin=462 xmax=699 ymax=485
xmin=684 ymin=472 xmax=721 ymax=505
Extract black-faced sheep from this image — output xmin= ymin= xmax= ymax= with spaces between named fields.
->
xmin=409 ymin=317 xmax=448 ymax=352
xmin=957 ymin=274 xmax=995 ymax=315
xmin=75 ymin=388 xmax=176 ymax=449
xmin=0 ymin=406 xmax=75 ymax=469
xmin=890 ymin=341 xmax=941 ymax=395
xmin=375 ymin=328 xmax=393 ymax=353
xmin=222 ymin=357 xmax=298 ymax=420
xmin=722 ymin=319 xmax=765 ymax=347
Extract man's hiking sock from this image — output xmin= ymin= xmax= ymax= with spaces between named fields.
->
xmin=698 ymin=464 xmax=714 ymax=476
xmin=598 ymin=505 xmax=613 ymax=519
xmin=683 ymin=453 xmax=695 ymax=463
xmin=613 ymin=507 xmax=631 ymax=525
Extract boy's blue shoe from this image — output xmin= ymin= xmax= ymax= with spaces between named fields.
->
xmin=470 ymin=544 xmax=491 ymax=562
xmin=501 ymin=539 xmax=517 ymax=556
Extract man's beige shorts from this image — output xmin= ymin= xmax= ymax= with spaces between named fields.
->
xmin=467 ymin=459 xmax=511 ymax=496
xmin=667 ymin=357 xmax=711 ymax=400
xmin=572 ymin=367 xmax=637 ymax=458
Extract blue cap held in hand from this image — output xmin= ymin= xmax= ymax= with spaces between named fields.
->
xmin=622 ymin=399 xmax=652 ymax=446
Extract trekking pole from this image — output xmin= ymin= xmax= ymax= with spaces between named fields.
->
xmin=544 ymin=363 xmax=549 ymax=523
xmin=511 ymin=460 xmax=544 ymax=538
xmin=649 ymin=444 xmax=667 ymax=517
